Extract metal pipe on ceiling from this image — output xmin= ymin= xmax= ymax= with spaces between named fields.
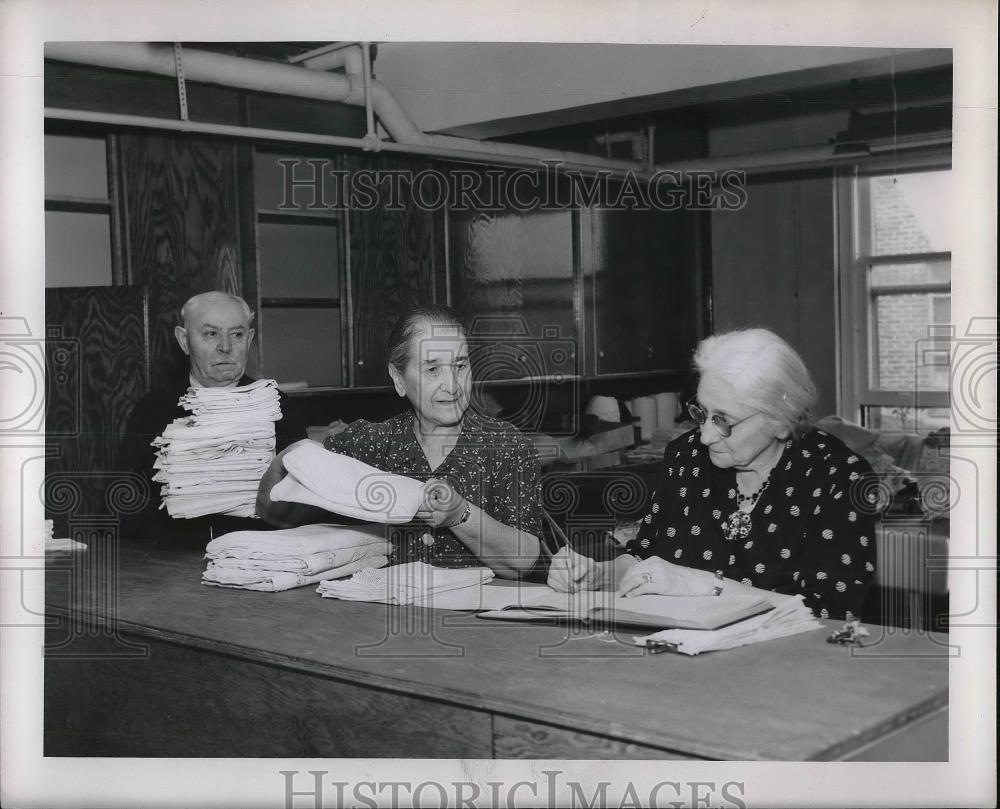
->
xmin=43 ymin=106 xmax=647 ymax=179
xmin=45 ymin=41 xmax=643 ymax=175
xmin=44 ymin=43 xmax=950 ymax=180
xmin=288 ymin=42 xmax=359 ymax=65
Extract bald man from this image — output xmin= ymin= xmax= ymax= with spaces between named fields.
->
xmin=118 ymin=291 xmax=306 ymax=546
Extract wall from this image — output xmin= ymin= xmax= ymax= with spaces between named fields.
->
xmin=707 ymin=106 xmax=849 ymax=418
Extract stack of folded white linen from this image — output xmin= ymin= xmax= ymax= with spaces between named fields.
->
xmin=152 ymin=379 xmax=282 ymax=519
xmin=269 ymin=440 xmax=425 ymax=523
xmin=316 ymin=561 xmax=494 ymax=606
xmin=43 ymin=518 xmax=88 ymax=552
xmin=631 ymin=590 xmax=822 ymax=656
xmin=202 ymin=524 xmax=392 ymax=592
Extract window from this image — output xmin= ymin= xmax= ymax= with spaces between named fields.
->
xmin=44 ymin=134 xmax=121 ymax=286
xmin=837 ymin=161 xmax=952 ymax=433
xmin=253 ymin=149 xmax=345 ymax=388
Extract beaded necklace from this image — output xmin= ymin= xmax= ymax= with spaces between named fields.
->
xmin=720 ymin=472 xmax=772 ymax=541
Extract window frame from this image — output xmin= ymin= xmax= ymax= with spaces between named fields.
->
xmin=251 ymin=146 xmax=348 ymax=389
xmin=43 ymin=129 xmax=129 ymax=286
xmin=835 ymin=151 xmax=952 ymax=427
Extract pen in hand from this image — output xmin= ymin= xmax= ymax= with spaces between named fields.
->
xmin=549 ymin=545 xmax=602 ymax=592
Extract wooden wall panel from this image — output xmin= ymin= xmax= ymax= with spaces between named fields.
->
xmin=709 ymin=173 xmax=839 ymax=416
xmin=708 ymin=110 xmax=841 ymax=417
xmin=120 ymin=134 xmax=244 ymax=389
xmin=45 ymin=286 xmax=149 ymax=527
xmin=346 ymin=155 xmax=441 ymax=387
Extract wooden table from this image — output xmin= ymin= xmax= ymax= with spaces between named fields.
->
xmin=44 ymin=543 xmax=949 ymax=760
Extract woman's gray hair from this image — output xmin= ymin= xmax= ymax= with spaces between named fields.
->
xmin=385 ymin=304 xmax=468 ymax=373
xmin=693 ymin=328 xmax=817 ymax=438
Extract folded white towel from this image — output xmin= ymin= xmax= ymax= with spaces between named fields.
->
xmin=270 ymin=441 xmax=425 ymax=524
xmin=205 ymin=523 xmax=389 ymax=559
xmin=207 ymin=542 xmax=393 ymax=574
xmin=202 ymin=554 xmax=388 ymax=592
xmin=162 ymin=493 xmax=258 ymax=518
xmin=316 ymin=561 xmax=495 ymax=606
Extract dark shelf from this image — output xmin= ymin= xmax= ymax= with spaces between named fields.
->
xmin=260 ymin=297 xmax=340 ymax=308
xmin=257 ymin=209 xmax=341 ymax=224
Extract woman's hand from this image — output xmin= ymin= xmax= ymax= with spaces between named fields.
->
xmin=417 ymin=478 xmax=469 ymax=528
xmin=617 ymin=557 xmax=716 ymax=598
xmin=547 ymin=546 xmax=609 ymax=592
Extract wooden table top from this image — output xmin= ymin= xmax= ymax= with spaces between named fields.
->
xmin=45 ymin=544 xmax=949 ymax=760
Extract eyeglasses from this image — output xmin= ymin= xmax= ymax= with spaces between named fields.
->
xmin=686 ymin=401 xmax=757 ymax=438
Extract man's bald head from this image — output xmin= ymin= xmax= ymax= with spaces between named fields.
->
xmin=174 ymin=292 xmax=255 ymax=388
xmin=179 ymin=291 xmax=253 ymax=330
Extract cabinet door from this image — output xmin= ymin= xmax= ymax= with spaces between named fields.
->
xmin=587 ymin=204 xmax=703 ymax=375
xmin=449 ymin=198 xmax=578 ymax=381
xmin=346 ymin=155 xmax=444 ymax=387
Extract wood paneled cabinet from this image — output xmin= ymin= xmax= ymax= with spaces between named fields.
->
xmin=448 ymin=203 xmax=578 ymax=381
xmin=247 ymin=150 xmax=447 ymax=389
xmin=344 ymin=155 xmax=446 ymax=387
xmin=48 ymin=129 xmax=706 ymax=398
xmin=584 ymin=202 xmax=704 ymax=376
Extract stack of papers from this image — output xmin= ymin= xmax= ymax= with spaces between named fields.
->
xmin=202 ymin=524 xmax=391 ymax=592
xmin=631 ymin=591 xmax=822 ymax=655
xmin=476 ymin=583 xmax=822 ymax=655
xmin=317 ymin=561 xmax=495 ymax=606
xmin=152 ymin=379 xmax=282 ymax=519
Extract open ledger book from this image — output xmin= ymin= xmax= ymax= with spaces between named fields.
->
xmin=477 ymin=586 xmax=774 ymax=631
xmin=476 ymin=584 xmax=823 ymax=654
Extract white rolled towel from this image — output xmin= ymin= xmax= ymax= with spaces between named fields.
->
xmin=654 ymin=392 xmax=680 ymax=428
xmin=629 ymin=396 xmax=657 ymax=441
xmin=270 ymin=441 xmax=426 ymax=524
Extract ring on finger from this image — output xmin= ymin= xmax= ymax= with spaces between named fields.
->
xmin=641 ymin=572 xmax=652 ymax=584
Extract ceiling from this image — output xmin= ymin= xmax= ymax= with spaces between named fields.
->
xmin=205 ymin=42 xmax=952 ymax=139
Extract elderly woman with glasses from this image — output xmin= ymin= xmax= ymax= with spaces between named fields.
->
xmin=548 ymin=328 xmax=878 ymax=619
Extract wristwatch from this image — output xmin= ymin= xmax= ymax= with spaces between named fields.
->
xmin=452 ymin=502 xmax=472 ymax=527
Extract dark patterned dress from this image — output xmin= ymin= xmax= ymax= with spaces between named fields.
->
xmin=324 ymin=410 xmax=543 ymax=569
xmin=624 ymin=428 xmax=879 ymax=618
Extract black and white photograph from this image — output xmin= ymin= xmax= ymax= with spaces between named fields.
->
xmin=0 ymin=1 xmax=995 ymax=807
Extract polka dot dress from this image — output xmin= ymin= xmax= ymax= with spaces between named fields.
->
xmin=325 ymin=410 xmax=543 ymax=569
xmin=625 ymin=428 xmax=878 ymax=619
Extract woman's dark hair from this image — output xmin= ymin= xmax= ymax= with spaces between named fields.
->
xmin=385 ymin=305 xmax=468 ymax=373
